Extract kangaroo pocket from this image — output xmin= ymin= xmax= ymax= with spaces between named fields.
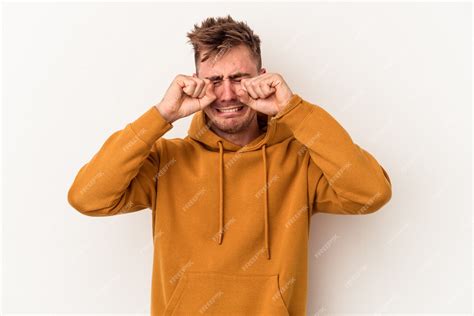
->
xmin=164 ymin=271 xmax=290 ymax=315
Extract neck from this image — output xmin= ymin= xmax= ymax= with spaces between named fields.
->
xmin=210 ymin=116 xmax=263 ymax=147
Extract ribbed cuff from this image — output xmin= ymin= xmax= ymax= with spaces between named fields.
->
xmin=130 ymin=105 xmax=173 ymax=146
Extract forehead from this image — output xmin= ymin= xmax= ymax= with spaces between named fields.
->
xmin=198 ymin=44 xmax=258 ymax=77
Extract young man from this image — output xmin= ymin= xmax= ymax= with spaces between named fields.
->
xmin=68 ymin=15 xmax=392 ymax=316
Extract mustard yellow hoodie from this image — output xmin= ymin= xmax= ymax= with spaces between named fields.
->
xmin=68 ymin=94 xmax=392 ymax=315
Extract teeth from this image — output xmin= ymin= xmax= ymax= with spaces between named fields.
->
xmin=217 ymin=106 xmax=242 ymax=113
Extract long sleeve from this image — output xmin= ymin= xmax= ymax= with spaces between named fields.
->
xmin=67 ymin=106 xmax=173 ymax=216
xmin=272 ymin=94 xmax=392 ymax=215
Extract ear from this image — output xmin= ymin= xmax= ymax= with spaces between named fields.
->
xmin=259 ymin=68 xmax=267 ymax=75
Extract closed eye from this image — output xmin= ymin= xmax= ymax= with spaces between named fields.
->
xmin=212 ymin=78 xmax=244 ymax=86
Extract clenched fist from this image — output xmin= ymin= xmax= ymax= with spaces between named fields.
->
xmin=236 ymin=73 xmax=293 ymax=116
xmin=155 ymin=75 xmax=217 ymax=123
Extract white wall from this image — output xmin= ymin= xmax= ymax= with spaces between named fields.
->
xmin=2 ymin=2 xmax=472 ymax=314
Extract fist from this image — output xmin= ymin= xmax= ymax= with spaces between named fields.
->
xmin=156 ymin=74 xmax=217 ymax=123
xmin=236 ymin=73 xmax=293 ymax=116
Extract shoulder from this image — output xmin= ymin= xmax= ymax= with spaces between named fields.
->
xmin=151 ymin=136 xmax=199 ymax=160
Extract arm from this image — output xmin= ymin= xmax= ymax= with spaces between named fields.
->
xmin=67 ymin=106 xmax=173 ymax=216
xmin=272 ymin=94 xmax=392 ymax=215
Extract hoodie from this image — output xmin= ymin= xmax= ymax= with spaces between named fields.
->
xmin=68 ymin=94 xmax=392 ymax=315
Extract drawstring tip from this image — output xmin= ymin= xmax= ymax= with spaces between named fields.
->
xmin=217 ymin=232 xmax=223 ymax=244
xmin=265 ymin=248 xmax=271 ymax=260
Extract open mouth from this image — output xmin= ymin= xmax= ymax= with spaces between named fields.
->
xmin=215 ymin=106 xmax=245 ymax=113
xmin=212 ymin=105 xmax=247 ymax=117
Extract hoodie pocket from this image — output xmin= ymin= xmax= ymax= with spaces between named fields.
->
xmin=164 ymin=271 xmax=289 ymax=315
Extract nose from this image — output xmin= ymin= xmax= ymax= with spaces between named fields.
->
xmin=219 ymin=79 xmax=238 ymax=103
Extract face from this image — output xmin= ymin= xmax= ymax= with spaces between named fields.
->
xmin=194 ymin=44 xmax=265 ymax=134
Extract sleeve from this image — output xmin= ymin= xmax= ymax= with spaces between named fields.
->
xmin=67 ymin=106 xmax=173 ymax=216
xmin=271 ymin=94 xmax=392 ymax=215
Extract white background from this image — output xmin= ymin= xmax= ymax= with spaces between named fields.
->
xmin=2 ymin=2 xmax=472 ymax=314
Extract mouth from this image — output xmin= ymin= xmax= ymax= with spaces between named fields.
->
xmin=213 ymin=105 xmax=246 ymax=116
xmin=216 ymin=106 xmax=244 ymax=113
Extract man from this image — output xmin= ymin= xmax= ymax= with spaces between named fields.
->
xmin=68 ymin=15 xmax=392 ymax=315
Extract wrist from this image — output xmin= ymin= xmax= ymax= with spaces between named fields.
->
xmin=275 ymin=93 xmax=295 ymax=115
xmin=154 ymin=103 xmax=177 ymax=124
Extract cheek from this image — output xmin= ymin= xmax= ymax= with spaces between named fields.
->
xmin=213 ymin=86 xmax=223 ymax=96
xmin=204 ymin=107 xmax=214 ymax=116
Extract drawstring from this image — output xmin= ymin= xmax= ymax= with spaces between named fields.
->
xmin=216 ymin=140 xmax=271 ymax=260
xmin=261 ymin=144 xmax=270 ymax=259
xmin=217 ymin=141 xmax=224 ymax=244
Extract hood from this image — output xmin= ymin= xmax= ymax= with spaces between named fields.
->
xmin=187 ymin=108 xmax=295 ymax=260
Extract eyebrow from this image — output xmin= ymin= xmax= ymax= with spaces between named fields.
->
xmin=205 ymin=72 xmax=252 ymax=81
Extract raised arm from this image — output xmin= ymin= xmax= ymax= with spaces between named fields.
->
xmin=236 ymin=73 xmax=392 ymax=216
xmin=273 ymin=94 xmax=392 ymax=215
xmin=67 ymin=106 xmax=173 ymax=216
xmin=68 ymin=74 xmax=217 ymax=216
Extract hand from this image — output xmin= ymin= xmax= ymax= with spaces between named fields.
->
xmin=155 ymin=74 xmax=217 ymax=123
xmin=236 ymin=73 xmax=293 ymax=116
